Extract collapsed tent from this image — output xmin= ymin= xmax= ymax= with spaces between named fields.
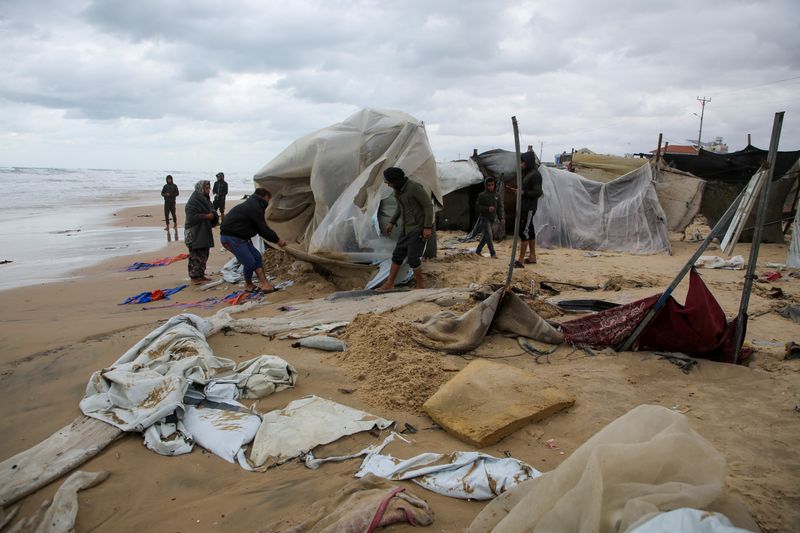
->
xmin=476 ymin=149 xmax=671 ymax=254
xmin=436 ymin=158 xmax=488 ymax=231
xmin=559 ymin=268 xmax=743 ymax=364
xmin=253 ymin=108 xmax=442 ymax=262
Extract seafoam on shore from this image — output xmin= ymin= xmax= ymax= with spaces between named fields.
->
xmin=0 ymin=167 xmax=252 ymax=291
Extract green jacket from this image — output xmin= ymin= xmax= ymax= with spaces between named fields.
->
xmin=476 ymin=186 xmax=500 ymax=223
xmin=389 ymin=178 xmax=434 ymax=234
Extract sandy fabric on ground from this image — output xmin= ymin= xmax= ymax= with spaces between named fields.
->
xmin=0 ymin=205 xmax=798 ymax=532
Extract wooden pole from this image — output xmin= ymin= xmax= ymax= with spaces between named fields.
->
xmin=506 ymin=117 xmax=523 ymax=289
xmin=734 ymin=112 xmax=784 ymax=359
xmin=654 ymin=133 xmax=663 ymax=167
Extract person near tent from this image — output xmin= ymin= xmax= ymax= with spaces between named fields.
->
xmin=378 ymin=167 xmax=434 ymax=290
xmin=475 ymin=177 xmax=499 ymax=259
xmin=507 ymin=152 xmax=543 ymax=267
xmin=220 ymin=188 xmax=287 ymax=293
xmin=184 ymin=180 xmax=217 ymax=284
xmin=161 ymin=174 xmax=179 ymax=231
xmin=213 ymin=172 xmax=229 ymax=222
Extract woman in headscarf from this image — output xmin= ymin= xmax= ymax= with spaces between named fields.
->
xmin=184 ymin=180 xmax=217 ymax=283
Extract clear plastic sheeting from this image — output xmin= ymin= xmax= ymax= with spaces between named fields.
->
xmin=788 ymin=189 xmax=800 ymax=268
xmin=437 ymin=159 xmax=485 ymax=196
xmin=476 ymin=149 xmax=670 ymax=254
xmin=254 ymin=108 xmax=442 ymax=262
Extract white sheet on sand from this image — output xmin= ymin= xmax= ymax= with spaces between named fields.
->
xmin=248 ymin=395 xmax=393 ymax=468
xmin=80 ymin=314 xmax=297 ymax=464
xmin=695 ymin=255 xmax=745 ymax=270
xmin=356 ymin=448 xmax=540 ymax=500
xmin=628 ymin=508 xmax=754 ymax=533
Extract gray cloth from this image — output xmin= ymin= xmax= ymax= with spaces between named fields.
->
xmin=414 ymin=289 xmax=564 ymax=353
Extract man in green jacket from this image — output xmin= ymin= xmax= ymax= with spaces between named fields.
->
xmin=379 ymin=167 xmax=433 ymax=290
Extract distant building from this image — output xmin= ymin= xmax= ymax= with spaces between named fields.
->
xmin=651 ymin=144 xmax=698 ymax=156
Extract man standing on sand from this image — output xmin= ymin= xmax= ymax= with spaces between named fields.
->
xmin=508 ymin=151 xmax=543 ymax=267
xmin=161 ymin=175 xmax=179 ymax=232
xmin=220 ymin=188 xmax=287 ymax=293
xmin=213 ymin=172 xmax=229 ymax=223
xmin=378 ymin=167 xmax=433 ymax=290
xmin=475 ymin=177 xmax=499 ymax=259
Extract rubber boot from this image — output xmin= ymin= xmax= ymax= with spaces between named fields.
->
xmin=378 ymin=262 xmax=401 ymax=291
xmin=413 ymin=268 xmax=425 ymax=289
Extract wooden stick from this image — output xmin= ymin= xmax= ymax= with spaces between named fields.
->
xmin=505 ymin=117 xmax=523 ymax=289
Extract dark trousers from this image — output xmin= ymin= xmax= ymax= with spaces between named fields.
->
xmin=164 ymin=203 xmax=177 ymax=226
xmin=220 ymin=235 xmax=262 ymax=282
xmin=188 ymin=247 xmax=210 ymax=278
xmin=475 ymin=216 xmax=496 ymax=256
xmin=391 ymin=230 xmax=426 ymax=270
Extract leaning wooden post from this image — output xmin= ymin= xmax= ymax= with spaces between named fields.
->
xmin=506 ymin=117 xmax=523 ymax=289
xmin=617 ymin=186 xmax=747 ymax=352
xmin=654 ymin=133 xmax=663 ymax=167
xmin=734 ymin=112 xmax=785 ymax=360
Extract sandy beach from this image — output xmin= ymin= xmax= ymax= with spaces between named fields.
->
xmin=1 ymin=203 xmax=798 ymax=532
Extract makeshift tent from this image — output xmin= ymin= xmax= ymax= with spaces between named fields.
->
xmin=253 ymin=108 xmax=442 ymax=262
xmin=571 ymin=151 xmax=649 ymax=183
xmin=436 ymin=159 xmax=486 ymax=231
xmin=476 ymin=149 xmax=671 ymax=254
xmin=663 ymin=144 xmax=800 ymax=183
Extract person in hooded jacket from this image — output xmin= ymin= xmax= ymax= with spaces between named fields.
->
xmin=213 ymin=172 xmax=229 ymax=222
xmin=378 ymin=167 xmax=434 ymax=290
xmin=161 ymin=174 xmax=179 ymax=232
xmin=507 ymin=151 xmax=543 ymax=267
xmin=184 ymin=180 xmax=217 ymax=284
xmin=220 ymin=188 xmax=287 ymax=292
xmin=474 ymin=177 xmax=499 ymax=258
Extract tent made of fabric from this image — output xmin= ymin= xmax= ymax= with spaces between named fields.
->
xmin=476 ymin=149 xmax=671 ymax=254
xmin=253 ymin=108 xmax=442 ymax=262
xmin=663 ymin=143 xmax=800 ymax=183
xmin=437 ymin=158 xmax=490 ymax=232
xmin=571 ymin=151 xmax=649 ymax=183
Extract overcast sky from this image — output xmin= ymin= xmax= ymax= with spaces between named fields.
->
xmin=1 ymin=0 xmax=798 ymax=172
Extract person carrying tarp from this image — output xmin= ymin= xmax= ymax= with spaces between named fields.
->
xmin=220 ymin=188 xmax=287 ymax=293
xmin=508 ymin=151 xmax=543 ymax=267
xmin=378 ymin=167 xmax=434 ymax=290
xmin=474 ymin=177 xmax=499 ymax=259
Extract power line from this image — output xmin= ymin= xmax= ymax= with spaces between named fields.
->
xmin=714 ymin=75 xmax=800 ymax=97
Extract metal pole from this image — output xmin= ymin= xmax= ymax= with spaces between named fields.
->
xmin=617 ymin=186 xmax=747 ymax=352
xmin=733 ymin=111 xmax=784 ymax=360
xmin=505 ymin=117 xmax=523 ymax=289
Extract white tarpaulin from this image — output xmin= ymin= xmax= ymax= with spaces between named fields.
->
xmin=248 ymin=395 xmax=393 ymax=468
xmin=788 ymin=188 xmax=800 ymax=268
xmin=437 ymin=159 xmax=485 ymax=196
xmin=356 ymin=449 xmax=540 ymax=500
xmin=476 ymin=150 xmax=671 ymax=254
xmin=254 ymin=108 xmax=442 ymax=262
xmin=80 ymin=314 xmax=298 ymax=464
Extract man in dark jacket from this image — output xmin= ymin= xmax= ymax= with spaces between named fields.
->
xmin=185 ymin=180 xmax=217 ymax=283
xmin=378 ymin=167 xmax=433 ymax=290
xmin=161 ymin=175 xmax=179 ymax=232
xmin=213 ymin=172 xmax=229 ymax=222
xmin=220 ymin=188 xmax=287 ymax=292
xmin=508 ymin=151 xmax=543 ymax=267
xmin=475 ymin=177 xmax=499 ymax=259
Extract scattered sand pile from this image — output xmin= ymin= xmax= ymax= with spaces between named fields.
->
xmin=602 ymin=274 xmax=662 ymax=291
xmin=335 ymin=313 xmax=450 ymax=413
xmin=684 ymin=214 xmax=712 ymax=241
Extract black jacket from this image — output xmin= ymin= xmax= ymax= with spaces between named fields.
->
xmin=220 ymin=194 xmax=280 ymax=243
xmin=161 ymin=183 xmax=179 ymax=204
xmin=521 ymin=168 xmax=543 ymax=213
xmin=213 ymin=180 xmax=228 ymax=198
xmin=184 ymin=191 xmax=215 ymax=249
xmin=475 ymin=181 xmax=500 ymax=222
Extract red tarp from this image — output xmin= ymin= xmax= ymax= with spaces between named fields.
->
xmin=560 ymin=269 xmax=744 ymax=364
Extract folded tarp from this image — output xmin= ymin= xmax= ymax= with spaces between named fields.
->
xmin=468 ymin=404 xmax=759 ymax=533
xmin=559 ymin=268 xmax=743 ymax=363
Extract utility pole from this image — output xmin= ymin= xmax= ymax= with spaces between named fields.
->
xmin=696 ymin=96 xmax=711 ymax=151
xmin=539 ymin=141 xmax=544 ymax=162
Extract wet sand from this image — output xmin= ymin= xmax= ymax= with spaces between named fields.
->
xmin=0 ymin=205 xmax=798 ymax=532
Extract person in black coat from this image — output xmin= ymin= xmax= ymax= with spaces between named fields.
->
xmin=220 ymin=188 xmax=286 ymax=292
xmin=507 ymin=151 xmax=543 ymax=267
xmin=161 ymin=174 xmax=179 ymax=232
xmin=213 ymin=172 xmax=229 ymax=222
xmin=184 ymin=180 xmax=217 ymax=283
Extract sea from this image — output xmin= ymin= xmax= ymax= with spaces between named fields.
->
xmin=0 ymin=167 xmax=255 ymax=291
